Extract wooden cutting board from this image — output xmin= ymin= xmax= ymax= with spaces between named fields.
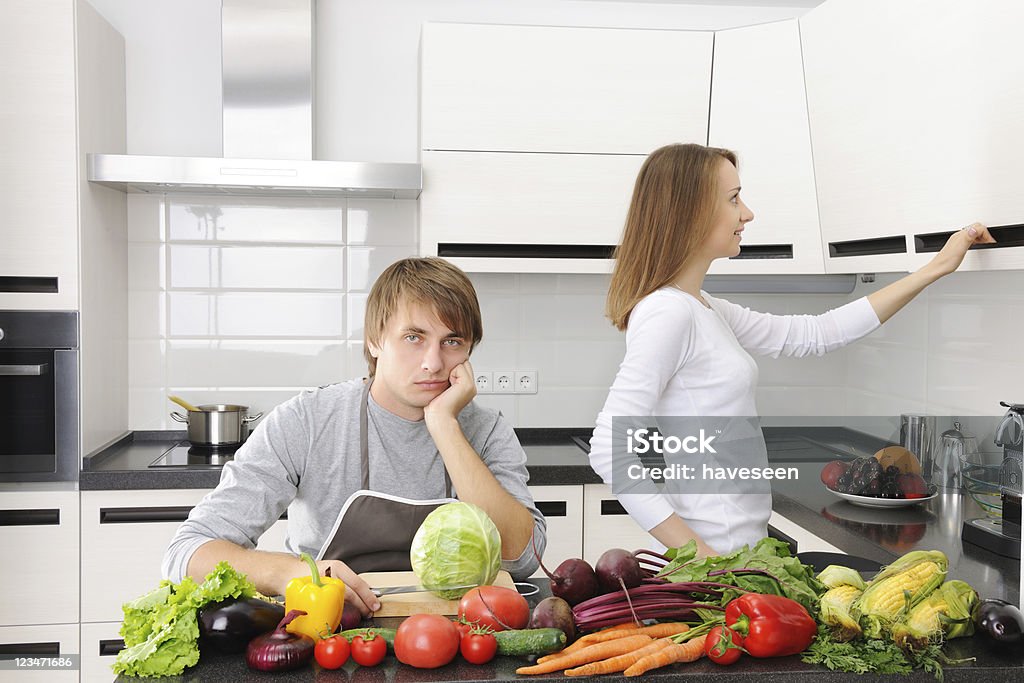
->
xmin=358 ymin=570 xmax=516 ymax=617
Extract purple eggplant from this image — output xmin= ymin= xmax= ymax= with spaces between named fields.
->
xmin=198 ymin=596 xmax=285 ymax=653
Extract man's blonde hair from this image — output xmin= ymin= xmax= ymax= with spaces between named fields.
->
xmin=364 ymin=257 xmax=483 ymax=376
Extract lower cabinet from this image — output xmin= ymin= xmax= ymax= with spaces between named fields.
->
xmin=80 ymin=489 xmax=289 ymax=624
xmin=79 ymin=622 xmax=121 ymax=683
xmin=581 ymin=484 xmax=662 ymax=565
xmin=0 ymin=623 xmax=79 ymax=683
xmin=0 ymin=489 xmax=79 ymax=627
xmin=526 ymin=485 xmax=583 ymax=578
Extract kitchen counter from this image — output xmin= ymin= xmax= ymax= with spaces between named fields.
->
xmin=104 ymin=425 xmax=1024 ymax=682
xmin=79 ymin=428 xmax=602 ymax=491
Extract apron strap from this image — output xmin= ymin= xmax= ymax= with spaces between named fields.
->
xmin=360 ymin=379 xmax=452 ymax=497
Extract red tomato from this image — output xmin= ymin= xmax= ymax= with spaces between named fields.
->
xmin=457 ymin=586 xmax=529 ymax=631
xmin=705 ymin=625 xmax=743 ymax=665
xmin=394 ymin=614 xmax=460 ymax=669
xmin=351 ymin=632 xmax=387 ymax=667
xmin=314 ymin=634 xmax=350 ymax=670
xmin=460 ymin=631 xmax=497 ymax=665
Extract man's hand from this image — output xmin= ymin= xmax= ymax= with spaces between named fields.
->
xmin=314 ymin=559 xmax=380 ymax=616
xmin=424 ymin=360 xmax=476 ymax=430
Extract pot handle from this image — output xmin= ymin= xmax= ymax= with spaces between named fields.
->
xmin=242 ymin=412 xmax=263 ymax=424
xmin=169 ymin=411 xmax=189 ymax=424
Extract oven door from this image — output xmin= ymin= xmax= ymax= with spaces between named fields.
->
xmin=0 ymin=348 xmax=78 ymax=481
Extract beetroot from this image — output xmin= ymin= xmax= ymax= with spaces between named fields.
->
xmin=594 ymin=548 xmax=645 ymax=594
xmin=540 ymin=557 xmax=600 ymax=606
xmin=528 ymin=596 xmax=577 ymax=643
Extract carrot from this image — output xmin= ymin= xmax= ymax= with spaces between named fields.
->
xmin=564 ymin=637 xmax=674 ymax=676
xmin=534 ymin=622 xmax=640 ymax=664
xmin=514 ymin=635 xmax=654 ymax=675
xmin=623 ymin=634 xmax=708 ymax=676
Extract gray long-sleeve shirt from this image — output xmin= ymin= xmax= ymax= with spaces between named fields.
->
xmin=163 ymin=379 xmax=546 ymax=582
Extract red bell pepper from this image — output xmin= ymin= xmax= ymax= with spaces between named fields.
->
xmin=724 ymin=593 xmax=817 ymax=657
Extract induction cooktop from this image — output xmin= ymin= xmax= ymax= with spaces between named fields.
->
xmin=149 ymin=441 xmax=239 ymax=468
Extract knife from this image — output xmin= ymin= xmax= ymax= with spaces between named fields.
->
xmin=371 ymin=584 xmax=475 ymax=597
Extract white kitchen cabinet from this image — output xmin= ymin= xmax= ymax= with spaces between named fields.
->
xmin=0 ymin=488 xmax=79 ymax=627
xmin=527 ymin=485 xmax=584 ymax=579
xmin=708 ymin=20 xmax=824 ymax=275
xmin=0 ymin=0 xmax=126 ymax=310
xmin=79 ymin=621 xmax=122 ymax=683
xmin=419 ymin=151 xmax=642 ymax=273
xmin=80 ymin=489 xmax=289 ymax=623
xmin=802 ymin=0 xmax=1024 ymax=274
xmin=581 ymin=484 xmax=662 ymax=566
xmin=421 ymin=23 xmax=713 ymax=155
xmin=0 ymin=623 xmax=79 ymax=683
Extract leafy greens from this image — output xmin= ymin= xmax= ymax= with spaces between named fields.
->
xmin=113 ymin=561 xmax=255 ymax=677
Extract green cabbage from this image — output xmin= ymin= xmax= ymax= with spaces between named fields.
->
xmin=410 ymin=501 xmax=502 ymax=599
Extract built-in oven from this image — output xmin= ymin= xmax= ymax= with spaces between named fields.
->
xmin=0 ymin=311 xmax=79 ymax=481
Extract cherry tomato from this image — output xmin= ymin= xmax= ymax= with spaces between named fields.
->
xmin=453 ymin=619 xmax=474 ymax=641
xmin=460 ymin=630 xmax=497 ymax=665
xmin=351 ymin=631 xmax=387 ymax=667
xmin=314 ymin=634 xmax=350 ymax=670
xmin=457 ymin=586 xmax=529 ymax=631
xmin=394 ymin=614 xmax=460 ymax=669
xmin=705 ymin=625 xmax=743 ymax=665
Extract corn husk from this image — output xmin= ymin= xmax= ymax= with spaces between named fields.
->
xmin=820 ymin=584 xmax=864 ymax=641
xmin=891 ymin=580 xmax=978 ymax=651
xmin=853 ymin=550 xmax=948 ymax=639
xmin=817 ymin=564 xmax=866 ymax=591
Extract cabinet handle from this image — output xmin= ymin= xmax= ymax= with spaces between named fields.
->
xmin=535 ymin=501 xmax=567 ymax=517
xmin=828 ymin=235 xmax=907 ymax=257
xmin=0 ymin=642 xmax=60 ymax=656
xmin=438 ymin=243 xmax=616 ymax=259
xmin=600 ymin=500 xmax=628 ymax=516
xmin=99 ymin=639 xmax=126 ymax=657
xmin=0 ymin=276 xmax=59 ymax=293
xmin=100 ymin=506 xmax=194 ymax=524
xmin=0 ymin=363 xmax=49 ymax=376
xmin=0 ymin=509 xmax=60 ymax=526
xmin=914 ymin=223 xmax=1024 ymax=253
xmin=730 ymin=244 xmax=794 ymax=260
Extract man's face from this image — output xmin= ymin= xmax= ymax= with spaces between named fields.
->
xmin=368 ymin=300 xmax=470 ymax=420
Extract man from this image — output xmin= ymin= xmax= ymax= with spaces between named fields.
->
xmin=163 ymin=257 xmax=545 ymax=614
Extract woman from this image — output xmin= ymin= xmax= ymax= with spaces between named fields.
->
xmin=589 ymin=143 xmax=994 ymax=557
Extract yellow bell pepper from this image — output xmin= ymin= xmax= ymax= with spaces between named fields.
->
xmin=285 ymin=552 xmax=346 ymax=639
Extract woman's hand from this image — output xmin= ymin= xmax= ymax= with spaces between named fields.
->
xmin=925 ymin=222 xmax=996 ymax=277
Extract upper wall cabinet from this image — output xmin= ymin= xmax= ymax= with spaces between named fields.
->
xmin=802 ymin=0 xmax=1024 ymax=273
xmin=707 ymin=20 xmax=824 ymax=275
xmin=420 ymin=23 xmax=712 ymax=272
xmin=421 ymin=23 xmax=713 ymax=155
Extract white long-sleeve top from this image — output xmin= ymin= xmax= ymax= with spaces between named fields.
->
xmin=589 ymin=287 xmax=880 ymax=554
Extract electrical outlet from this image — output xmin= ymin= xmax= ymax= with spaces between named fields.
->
xmin=494 ymin=371 xmax=515 ymax=393
xmin=474 ymin=371 xmax=493 ymax=394
xmin=514 ymin=370 xmax=538 ymax=394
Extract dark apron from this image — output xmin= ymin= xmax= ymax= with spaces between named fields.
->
xmin=316 ymin=381 xmax=454 ymax=573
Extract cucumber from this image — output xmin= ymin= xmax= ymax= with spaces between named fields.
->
xmin=494 ymin=628 xmax=567 ymax=657
xmin=337 ymin=627 xmax=396 ymax=649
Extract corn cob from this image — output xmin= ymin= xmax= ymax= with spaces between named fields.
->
xmin=891 ymin=580 xmax=978 ymax=651
xmin=817 ymin=565 xmax=866 ymax=591
xmin=819 ymin=584 xmax=863 ymax=642
xmin=853 ymin=550 xmax=947 ymax=639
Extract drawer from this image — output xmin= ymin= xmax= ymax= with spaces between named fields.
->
xmin=0 ymin=623 xmax=79 ymax=683
xmin=0 ymin=490 xmax=79 ymax=626
xmin=581 ymin=484 xmax=662 ymax=566
xmin=527 ymin=485 xmax=583 ymax=579
xmin=79 ymin=621 xmax=123 ymax=683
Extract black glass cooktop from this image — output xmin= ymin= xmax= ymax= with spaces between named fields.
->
xmin=149 ymin=441 xmax=239 ymax=468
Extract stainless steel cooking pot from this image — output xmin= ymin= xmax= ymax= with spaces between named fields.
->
xmin=170 ymin=404 xmax=263 ymax=447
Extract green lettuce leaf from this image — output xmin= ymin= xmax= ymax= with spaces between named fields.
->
xmin=114 ymin=562 xmax=254 ymax=677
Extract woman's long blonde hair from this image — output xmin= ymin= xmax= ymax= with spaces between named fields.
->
xmin=606 ymin=143 xmax=737 ymax=330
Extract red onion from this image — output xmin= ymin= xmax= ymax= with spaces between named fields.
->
xmin=246 ymin=609 xmax=315 ymax=672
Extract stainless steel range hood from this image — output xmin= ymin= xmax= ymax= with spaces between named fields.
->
xmin=88 ymin=0 xmax=421 ymax=199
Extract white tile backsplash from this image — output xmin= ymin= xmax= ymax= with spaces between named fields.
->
xmin=127 ymin=196 xmax=1024 ymax=432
